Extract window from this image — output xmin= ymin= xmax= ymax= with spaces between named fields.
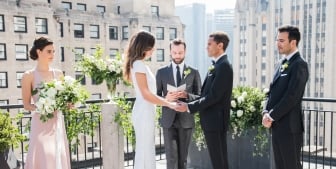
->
xmin=97 ymin=5 xmax=106 ymax=13
xmin=0 ymin=15 xmax=4 ymax=31
xmin=151 ymin=5 xmax=159 ymax=16
xmin=90 ymin=25 xmax=99 ymax=38
xmin=74 ymin=47 xmax=85 ymax=61
xmin=60 ymin=47 xmax=64 ymax=62
xmin=59 ymin=22 xmax=64 ymax=37
xmin=109 ymin=26 xmax=118 ymax=40
xmin=77 ymin=3 xmax=86 ymax=11
xmin=35 ymin=18 xmax=48 ymax=34
xmin=16 ymin=72 xmax=24 ymax=88
xmin=15 ymin=44 xmax=28 ymax=60
xmin=0 ymin=100 xmax=8 ymax=106
xmin=0 ymin=72 xmax=8 ymax=88
xmin=14 ymin=16 xmax=27 ymax=32
xmin=156 ymin=27 xmax=164 ymax=40
xmin=90 ymin=48 xmax=96 ymax=55
xmin=62 ymin=1 xmax=72 ymax=10
xmin=0 ymin=43 xmax=6 ymax=60
xmin=75 ymin=72 xmax=86 ymax=85
xmin=109 ymin=48 xmax=118 ymax=58
xmin=122 ymin=26 xmax=129 ymax=40
xmin=91 ymin=93 xmax=101 ymax=100
xmin=169 ymin=28 xmax=177 ymax=40
xmin=143 ymin=26 xmax=151 ymax=32
xmin=74 ymin=23 xmax=84 ymax=38
xmin=156 ymin=49 xmax=164 ymax=62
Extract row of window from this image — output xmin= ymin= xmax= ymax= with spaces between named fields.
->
xmin=0 ymin=43 xmax=166 ymax=62
xmin=0 ymin=43 xmax=28 ymax=60
xmin=0 ymin=14 xmax=178 ymax=41
xmin=0 ymin=15 xmax=48 ymax=33
xmin=60 ymin=1 xmax=160 ymax=16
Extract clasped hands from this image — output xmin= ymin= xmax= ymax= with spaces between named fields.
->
xmin=166 ymin=91 xmax=189 ymax=112
xmin=262 ymin=113 xmax=273 ymax=128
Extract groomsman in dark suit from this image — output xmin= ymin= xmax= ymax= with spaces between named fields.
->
xmin=262 ymin=25 xmax=309 ymax=169
xmin=175 ymin=32 xmax=233 ymax=169
xmin=156 ymin=39 xmax=202 ymax=169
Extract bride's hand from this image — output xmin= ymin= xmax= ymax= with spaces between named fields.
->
xmin=167 ymin=102 xmax=178 ymax=109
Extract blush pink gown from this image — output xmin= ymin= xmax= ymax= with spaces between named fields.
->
xmin=24 ymin=69 xmax=71 ymax=169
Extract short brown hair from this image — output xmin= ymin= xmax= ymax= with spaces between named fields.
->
xmin=209 ymin=31 xmax=230 ymax=51
xmin=169 ymin=38 xmax=186 ymax=50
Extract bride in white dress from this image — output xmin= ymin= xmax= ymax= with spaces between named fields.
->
xmin=123 ymin=30 xmax=176 ymax=169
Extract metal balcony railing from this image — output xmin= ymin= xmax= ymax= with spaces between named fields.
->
xmin=1 ymin=97 xmax=336 ymax=169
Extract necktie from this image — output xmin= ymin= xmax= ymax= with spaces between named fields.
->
xmin=212 ymin=60 xmax=215 ymax=65
xmin=281 ymin=58 xmax=287 ymax=64
xmin=176 ymin=65 xmax=181 ymax=86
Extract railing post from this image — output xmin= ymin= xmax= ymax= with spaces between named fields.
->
xmin=101 ymin=102 xmax=124 ymax=169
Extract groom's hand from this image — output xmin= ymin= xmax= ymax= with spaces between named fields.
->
xmin=174 ymin=102 xmax=188 ymax=112
xmin=262 ymin=114 xmax=272 ymax=128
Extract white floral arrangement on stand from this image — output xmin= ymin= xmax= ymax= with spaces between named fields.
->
xmin=33 ymin=76 xmax=89 ymax=122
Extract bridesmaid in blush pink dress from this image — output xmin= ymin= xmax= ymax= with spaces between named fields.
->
xmin=21 ymin=37 xmax=71 ymax=169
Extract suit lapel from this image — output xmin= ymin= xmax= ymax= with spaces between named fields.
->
xmin=271 ymin=52 xmax=300 ymax=85
xmin=180 ymin=64 xmax=188 ymax=85
xmin=167 ymin=64 xmax=175 ymax=86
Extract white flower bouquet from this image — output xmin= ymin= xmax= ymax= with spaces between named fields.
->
xmin=33 ymin=76 xmax=89 ymax=122
xmin=75 ymin=45 xmax=123 ymax=85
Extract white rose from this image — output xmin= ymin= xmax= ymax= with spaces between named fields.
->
xmin=237 ymin=96 xmax=244 ymax=104
xmin=249 ymin=106 xmax=256 ymax=112
xmin=46 ymin=87 xmax=57 ymax=98
xmin=242 ymin=92 xmax=247 ymax=98
xmin=55 ymin=81 xmax=65 ymax=91
xmin=231 ymin=100 xmax=236 ymax=108
xmin=237 ymin=110 xmax=244 ymax=117
xmin=263 ymin=88 xmax=269 ymax=93
xmin=64 ymin=76 xmax=75 ymax=85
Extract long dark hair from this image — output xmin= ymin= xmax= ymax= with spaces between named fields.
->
xmin=123 ymin=31 xmax=155 ymax=82
xmin=29 ymin=36 xmax=53 ymax=60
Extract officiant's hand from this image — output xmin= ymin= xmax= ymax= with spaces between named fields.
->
xmin=166 ymin=91 xmax=179 ymax=102
xmin=176 ymin=91 xmax=188 ymax=99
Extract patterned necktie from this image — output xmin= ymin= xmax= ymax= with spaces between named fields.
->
xmin=176 ymin=65 xmax=181 ymax=86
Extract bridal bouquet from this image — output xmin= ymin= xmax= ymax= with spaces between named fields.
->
xmin=33 ymin=76 xmax=89 ymax=122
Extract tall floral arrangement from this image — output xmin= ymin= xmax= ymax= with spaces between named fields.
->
xmin=75 ymin=45 xmax=123 ymax=98
xmin=230 ymin=86 xmax=268 ymax=156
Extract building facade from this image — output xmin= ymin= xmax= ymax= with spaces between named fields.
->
xmin=0 ymin=0 xmax=184 ymax=105
xmin=175 ymin=3 xmax=209 ymax=80
xmin=234 ymin=0 xmax=336 ymax=154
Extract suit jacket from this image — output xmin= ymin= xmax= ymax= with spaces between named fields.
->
xmin=265 ymin=52 xmax=309 ymax=134
xmin=156 ymin=63 xmax=202 ymax=128
xmin=188 ymin=55 xmax=233 ymax=132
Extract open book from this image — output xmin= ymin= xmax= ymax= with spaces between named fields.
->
xmin=167 ymin=83 xmax=186 ymax=92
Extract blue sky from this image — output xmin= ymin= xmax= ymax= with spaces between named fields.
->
xmin=175 ymin=0 xmax=236 ymax=12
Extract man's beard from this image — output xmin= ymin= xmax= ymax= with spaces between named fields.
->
xmin=172 ymin=58 xmax=184 ymax=64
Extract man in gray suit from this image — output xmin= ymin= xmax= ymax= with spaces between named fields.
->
xmin=156 ymin=39 xmax=202 ymax=169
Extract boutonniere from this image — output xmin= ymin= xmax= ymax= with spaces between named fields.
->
xmin=183 ymin=68 xmax=191 ymax=78
xmin=208 ymin=65 xmax=215 ymax=72
xmin=280 ymin=61 xmax=289 ymax=72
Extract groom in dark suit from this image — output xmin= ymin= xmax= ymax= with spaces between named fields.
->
xmin=262 ymin=25 xmax=309 ymax=169
xmin=156 ymin=39 xmax=202 ymax=169
xmin=175 ymin=32 xmax=233 ymax=169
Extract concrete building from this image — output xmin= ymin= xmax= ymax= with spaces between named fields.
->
xmin=234 ymin=0 xmax=336 ymax=155
xmin=0 ymin=0 xmax=183 ymax=105
xmin=175 ymin=3 xmax=209 ymax=80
